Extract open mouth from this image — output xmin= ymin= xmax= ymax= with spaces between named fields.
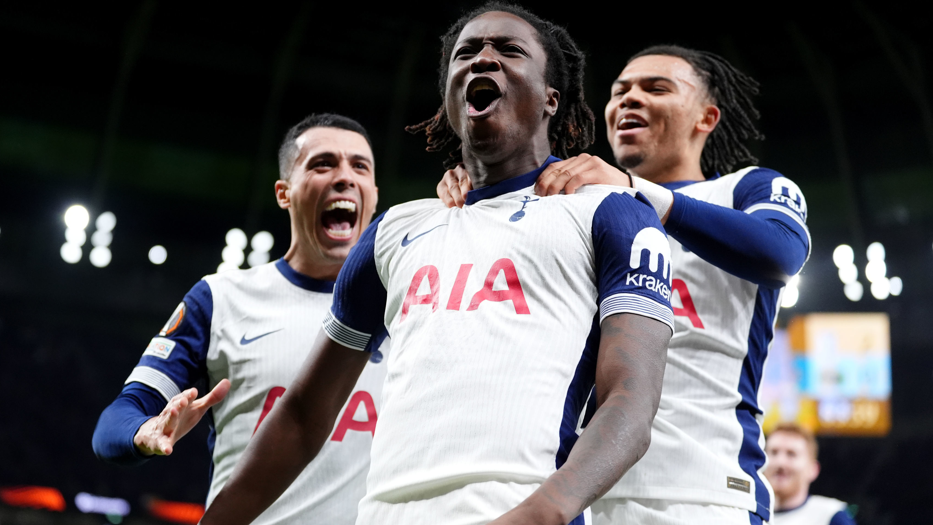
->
xmin=617 ymin=115 xmax=648 ymax=131
xmin=320 ymin=199 xmax=358 ymax=240
xmin=467 ymin=77 xmax=502 ymax=116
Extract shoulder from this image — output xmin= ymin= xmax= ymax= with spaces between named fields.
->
xmin=384 ymin=198 xmax=448 ymax=221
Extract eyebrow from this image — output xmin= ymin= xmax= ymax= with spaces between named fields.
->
xmin=303 ymin=151 xmax=374 ymax=166
xmin=613 ymin=75 xmax=676 ymax=87
xmin=456 ymin=34 xmax=530 ymax=47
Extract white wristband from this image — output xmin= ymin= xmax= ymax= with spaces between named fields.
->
xmin=631 ymin=177 xmax=674 ymax=222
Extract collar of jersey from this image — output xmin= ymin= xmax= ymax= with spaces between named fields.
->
xmin=275 ymin=258 xmax=335 ymax=293
xmin=659 ymin=172 xmax=721 ymax=191
xmin=464 ymin=156 xmax=561 ymax=205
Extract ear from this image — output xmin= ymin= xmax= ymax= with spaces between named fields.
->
xmin=697 ymin=104 xmax=720 ymax=134
xmin=544 ymin=87 xmax=560 ymax=117
xmin=275 ymin=179 xmax=291 ymax=210
xmin=806 ymin=459 xmax=821 ymax=484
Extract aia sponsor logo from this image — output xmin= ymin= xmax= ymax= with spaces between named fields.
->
xmin=770 ymin=177 xmax=807 ymax=217
xmin=254 ymin=387 xmax=377 ymax=440
xmin=401 ymin=258 xmax=530 ymax=321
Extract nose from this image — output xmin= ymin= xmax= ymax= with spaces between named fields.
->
xmin=331 ymin=161 xmax=357 ymax=191
xmin=618 ymin=87 xmax=644 ymax=110
xmin=470 ymin=45 xmax=501 ymax=74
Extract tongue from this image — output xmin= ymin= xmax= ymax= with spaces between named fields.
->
xmin=323 ymin=216 xmax=352 ymax=232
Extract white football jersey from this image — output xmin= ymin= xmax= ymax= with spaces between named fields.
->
xmin=124 ymin=259 xmax=387 ymax=525
xmin=323 ymin=158 xmax=674 ymax=525
xmin=772 ymin=495 xmax=853 ymax=525
xmin=603 ymin=167 xmax=810 ymax=522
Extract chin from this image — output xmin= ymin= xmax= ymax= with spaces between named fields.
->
xmin=616 ymin=152 xmax=645 ymax=171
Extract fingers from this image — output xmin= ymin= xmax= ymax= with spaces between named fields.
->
xmin=535 ymin=155 xmax=589 ymax=196
xmin=437 ymin=166 xmax=472 ymax=208
xmin=454 ymin=165 xmax=471 ymax=208
xmin=437 ymin=178 xmax=455 ymax=208
xmin=192 ymin=379 xmax=231 ymax=410
xmin=535 ymin=154 xmax=631 ymax=197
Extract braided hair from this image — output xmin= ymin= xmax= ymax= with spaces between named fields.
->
xmin=407 ymin=2 xmax=595 ymax=168
xmin=629 ymin=45 xmax=764 ymax=176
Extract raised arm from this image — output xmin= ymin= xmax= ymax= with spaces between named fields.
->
xmin=492 ymin=312 xmax=670 ymax=525
xmin=200 ymin=330 xmax=369 ymax=525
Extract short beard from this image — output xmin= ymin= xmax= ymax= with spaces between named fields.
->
xmin=617 ymin=152 xmax=645 ymax=171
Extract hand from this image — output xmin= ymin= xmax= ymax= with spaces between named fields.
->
xmin=134 ymin=379 xmax=230 ymax=456
xmin=535 ymin=154 xmax=631 ymax=197
xmin=437 ymin=164 xmax=472 ymax=208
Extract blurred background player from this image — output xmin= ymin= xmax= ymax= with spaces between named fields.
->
xmin=92 ymin=113 xmax=385 ymax=525
xmin=439 ymin=45 xmax=811 ymax=524
xmin=765 ymin=423 xmax=857 ymax=525
xmin=199 ymin=4 xmax=673 ymax=524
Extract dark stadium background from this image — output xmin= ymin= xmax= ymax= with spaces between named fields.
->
xmin=1 ymin=2 xmax=931 ymax=524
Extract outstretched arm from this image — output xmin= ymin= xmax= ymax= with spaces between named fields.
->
xmin=200 ymin=330 xmax=369 ymax=525
xmin=490 ymin=313 xmax=671 ymax=525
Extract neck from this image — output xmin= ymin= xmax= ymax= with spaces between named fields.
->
xmin=775 ymin=489 xmax=809 ymax=512
xmin=630 ymin=154 xmax=706 ymax=185
xmin=462 ymin=134 xmax=552 ymax=189
xmin=283 ymin=224 xmax=341 ymax=281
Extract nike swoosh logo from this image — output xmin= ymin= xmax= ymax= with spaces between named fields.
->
xmin=240 ymin=329 xmax=283 ymax=345
xmin=401 ymin=224 xmax=447 ymax=247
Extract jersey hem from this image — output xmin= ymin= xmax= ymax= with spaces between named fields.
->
xmin=599 ymin=293 xmax=674 ymax=332
xmin=600 ymin=486 xmax=765 ymax=517
xmin=322 ymin=310 xmax=371 ymax=352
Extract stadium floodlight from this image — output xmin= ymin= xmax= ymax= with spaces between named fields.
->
xmin=225 ymin=228 xmax=248 ymax=250
xmin=251 ymin=231 xmax=274 ymax=253
xmin=95 ymin=212 xmax=117 ymax=233
xmin=60 ymin=242 xmax=82 ymax=264
xmin=221 ymin=245 xmax=245 ymax=267
xmin=89 ymin=246 xmax=112 ymax=268
xmin=65 ymin=228 xmax=87 ymax=246
xmin=871 ymin=278 xmax=890 ymax=300
xmin=74 ymin=492 xmax=130 ymax=517
xmin=843 ymin=281 xmax=863 ymax=302
xmin=91 ymin=230 xmax=112 ymax=248
xmin=865 ymin=260 xmax=887 ymax=283
xmin=832 ymin=244 xmax=854 ymax=268
xmin=148 ymin=245 xmax=167 ymax=265
xmin=247 ymin=250 xmax=270 ymax=267
xmin=781 ymin=285 xmax=799 ymax=308
xmin=838 ymin=264 xmax=858 ymax=284
xmin=866 ymin=242 xmax=886 ymax=262
xmin=217 ymin=261 xmax=239 ymax=273
xmin=889 ymin=276 xmax=903 ymax=296
xmin=64 ymin=205 xmax=90 ymax=230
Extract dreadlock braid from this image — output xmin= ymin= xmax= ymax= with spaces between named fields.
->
xmin=406 ymin=2 xmax=595 ymax=169
xmin=629 ymin=45 xmax=764 ymax=176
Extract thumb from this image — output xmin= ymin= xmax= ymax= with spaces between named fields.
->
xmin=195 ymin=378 xmax=231 ymax=409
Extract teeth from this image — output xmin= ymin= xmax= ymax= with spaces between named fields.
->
xmin=471 ymin=84 xmax=495 ymax=97
xmin=325 ymin=227 xmax=353 ymax=238
xmin=325 ymin=200 xmax=356 ymax=212
xmin=619 ymin=117 xmax=643 ymax=129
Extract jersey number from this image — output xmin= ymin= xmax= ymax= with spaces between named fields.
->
xmin=672 ymin=279 xmax=704 ymax=329
xmin=253 ymin=387 xmax=378 ymax=440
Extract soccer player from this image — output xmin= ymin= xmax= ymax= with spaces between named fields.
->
xmin=439 ymin=45 xmax=810 ymax=524
xmin=200 ymin=5 xmax=673 ymax=525
xmin=92 ymin=113 xmax=385 ymax=525
xmin=765 ymin=423 xmax=857 ymax=525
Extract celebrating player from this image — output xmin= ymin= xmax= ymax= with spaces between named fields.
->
xmin=92 ymin=113 xmax=385 ymax=525
xmin=200 ymin=5 xmax=673 ymax=525
xmin=765 ymin=423 xmax=857 ymax=525
xmin=439 ymin=45 xmax=810 ymax=524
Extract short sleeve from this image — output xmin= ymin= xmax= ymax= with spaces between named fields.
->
xmin=829 ymin=508 xmax=857 ymax=525
xmin=323 ymin=212 xmax=389 ymax=353
xmin=123 ymin=280 xmax=212 ymax=401
xmin=592 ymin=192 xmax=674 ymax=332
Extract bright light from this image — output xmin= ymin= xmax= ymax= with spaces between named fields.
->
xmin=781 ymin=286 xmax=799 ymax=308
xmin=217 ymin=261 xmax=239 ymax=273
xmin=74 ymin=492 xmax=130 ymax=516
xmin=64 ymin=205 xmax=90 ymax=230
xmin=832 ymin=244 xmax=854 ymax=268
xmin=95 ymin=212 xmax=117 ymax=232
xmin=866 ymin=242 xmax=886 ymax=262
xmin=889 ymin=276 xmax=903 ymax=296
xmin=89 ymin=246 xmax=112 ymax=268
xmin=65 ymin=228 xmax=87 ymax=246
xmin=149 ymin=245 xmax=167 ymax=265
xmin=844 ymin=281 xmax=863 ymax=302
xmin=221 ymin=246 xmax=244 ymax=266
xmin=60 ymin=242 xmax=82 ymax=264
xmin=251 ymin=231 xmax=274 ymax=253
xmin=247 ymin=250 xmax=270 ymax=267
xmin=225 ymin=228 xmax=247 ymax=250
xmin=838 ymin=264 xmax=858 ymax=284
xmin=865 ymin=260 xmax=887 ymax=283
xmin=91 ymin=230 xmax=112 ymax=248
xmin=871 ymin=278 xmax=890 ymax=300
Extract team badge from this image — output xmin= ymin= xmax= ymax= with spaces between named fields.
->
xmin=159 ymin=302 xmax=186 ymax=336
xmin=143 ymin=337 xmax=176 ymax=359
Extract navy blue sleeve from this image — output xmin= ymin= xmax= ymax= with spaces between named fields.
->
xmin=592 ymin=192 xmax=674 ymax=332
xmin=323 ymin=212 xmax=388 ymax=353
xmin=829 ymin=509 xmax=857 ymax=525
xmin=92 ymin=383 xmax=166 ymax=465
xmin=663 ymin=168 xmax=810 ymax=289
xmin=123 ymin=280 xmax=213 ymax=400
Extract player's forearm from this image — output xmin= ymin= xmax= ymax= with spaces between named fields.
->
xmin=93 ymin=386 xmax=166 ymax=465
xmin=665 ymin=193 xmax=808 ymax=288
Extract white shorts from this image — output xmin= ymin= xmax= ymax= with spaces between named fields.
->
xmin=591 ymin=498 xmax=764 ymax=525
xmin=356 ymin=481 xmax=592 ymax=525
